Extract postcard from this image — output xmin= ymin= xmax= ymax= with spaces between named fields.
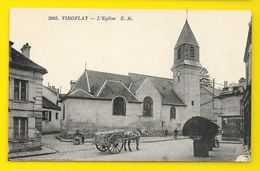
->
xmin=8 ymin=8 xmax=251 ymax=161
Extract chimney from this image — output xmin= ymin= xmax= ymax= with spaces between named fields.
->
xmin=224 ymin=81 xmax=228 ymax=88
xmin=223 ymin=81 xmax=229 ymax=91
xmin=21 ymin=43 xmax=31 ymax=58
xmin=70 ymin=80 xmax=77 ymax=89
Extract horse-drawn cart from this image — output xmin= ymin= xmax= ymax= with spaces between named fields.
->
xmin=93 ymin=129 xmax=125 ymax=154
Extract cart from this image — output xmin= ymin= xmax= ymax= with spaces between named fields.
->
xmin=93 ymin=129 xmax=125 ymax=154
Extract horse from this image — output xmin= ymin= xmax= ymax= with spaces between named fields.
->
xmin=123 ymin=128 xmax=149 ymax=152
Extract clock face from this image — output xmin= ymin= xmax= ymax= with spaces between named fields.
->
xmin=176 ymin=71 xmax=181 ymax=77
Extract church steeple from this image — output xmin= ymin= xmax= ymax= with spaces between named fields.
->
xmin=175 ymin=20 xmax=199 ymax=48
xmin=172 ymin=20 xmax=201 ymax=69
xmin=171 ymin=18 xmax=202 ymax=119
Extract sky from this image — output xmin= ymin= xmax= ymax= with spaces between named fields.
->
xmin=10 ymin=9 xmax=251 ymax=93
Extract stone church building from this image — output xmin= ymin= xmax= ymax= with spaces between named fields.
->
xmin=60 ymin=20 xmax=202 ymax=136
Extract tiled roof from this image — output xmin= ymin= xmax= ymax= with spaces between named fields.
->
xmin=129 ymin=73 xmax=185 ymax=106
xmin=97 ymin=80 xmax=140 ymax=103
xmin=67 ymin=89 xmax=94 ymax=99
xmin=70 ymin=70 xmax=90 ymax=94
xmin=64 ymin=69 xmax=185 ymax=106
xmin=87 ymin=70 xmax=131 ymax=95
xmin=201 ymin=86 xmax=223 ymax=96
xmin=175 ymin=20 xmax=199 ymax=48
xmin=9 ymin=44 xmax=47 ymax=74
xmin=42 ymin=96 xmax=61 ymax=110
xmin=129 ymin=77 xmax=147 ymax=93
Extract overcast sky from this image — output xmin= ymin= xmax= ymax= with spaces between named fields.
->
xmin=10 ymin=9 xmax=251 ymax=93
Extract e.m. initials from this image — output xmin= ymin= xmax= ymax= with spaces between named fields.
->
xmin=120 ymin=16 xmax=133 ymax=21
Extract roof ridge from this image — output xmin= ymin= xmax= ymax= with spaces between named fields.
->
xmin=88 ymin=69 xmax=129 ymax=77
xmin=129 ymin=72 xmax=173 ymax=80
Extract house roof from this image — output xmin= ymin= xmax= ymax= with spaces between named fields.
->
xmin=215 ymin=86 xmax=245 ymax=99
xmin=244 ymin=20 xmax=252 ymax=62
xmin=201 ymin=86 xmax=222 ymax=96
xmin=42 ymin=96 xmax=61 ymax=111
xmin=175 ymin=20 xmax=199 ymax=48
xmin=9 ymin=43 xmax=47 ymax=74
xmin=129 ymin=73 xmax=186 ymax=106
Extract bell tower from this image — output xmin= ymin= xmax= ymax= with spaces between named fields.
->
xmin=171 ymin=20 xmax=202 ymax=119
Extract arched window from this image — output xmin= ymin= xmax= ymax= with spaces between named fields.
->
xmin=113 ymin=97 xmax=126 ymax=116
xmin=177 ymin=48 xmax=182 ymax=60
xmin=143 ymin=96 xmax=153 ymax=117
xmin=170 ymin=106 xmax=176 ymax=120
xmin=190 ymin=46 xmax=195 ymax=58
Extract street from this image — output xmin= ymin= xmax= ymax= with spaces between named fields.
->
xmin=12 ymin=134 xmax=243 ymax=161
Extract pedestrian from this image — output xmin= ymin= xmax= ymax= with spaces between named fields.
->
xmin=174 ymin=128 xmax=178 ymax=140
xmin=73 ymin=130 xmax=85 ymax=144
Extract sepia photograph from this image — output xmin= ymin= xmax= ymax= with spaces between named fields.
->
xmin=8 ymin=8 xmax=251 ymax=161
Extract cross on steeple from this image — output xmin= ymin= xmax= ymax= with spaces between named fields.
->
xmin=85 ymin=62 xmax=87 ymax=71
xmin=186 ymin=9 xmax=188 ymax=21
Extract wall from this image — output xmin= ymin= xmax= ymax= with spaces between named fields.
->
xmin=135 ymin=78 xmax=163 ymax=132
xmin=161 ymin=105 xmax=186 ymax=134
xmin=200 ymin=87 xmax=216 ymax=121
xmin=9 ymin=68 xmax=43 ymax=152
xmin=42 ymin=109 xmax=61 ymax=133
xmin=42 ymin=86 xmax=61 ymax=133
xmin=173 ymin=65 xmax=201 ymax=122
xmin=61 ymin=98 xmax=141 ymax=135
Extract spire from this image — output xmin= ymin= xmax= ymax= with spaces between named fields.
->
xmin=69 ymin=69 xmax=91 ymax=93
xmin=175 ymin=20 xmax=199 ymax=48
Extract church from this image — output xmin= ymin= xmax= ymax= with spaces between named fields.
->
xmin=60 ymin=20 xmax=202 ymax=136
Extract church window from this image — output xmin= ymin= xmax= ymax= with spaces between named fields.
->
xmin=177 ymin=48 xmax=182 ymax=60
xmin=191 ymin=101 xmax=194 ymax=106
xmin=113 ymin=97 xmax=126 ymax=116
xmin=190 ymin=46 xmax=195 ymax=58
xmin=170 ymin=107 xmax=176 ymax=120
xmin=143 ymin=96 xmax=153 ymax=117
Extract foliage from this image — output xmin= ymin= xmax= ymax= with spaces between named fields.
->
xmin=182 ymin=116 xmax=219 ymax=140
xmin=200 ymin=68 xmax=212 ymax=87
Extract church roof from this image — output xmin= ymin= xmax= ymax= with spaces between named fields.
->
xmin=97 ymin=80 xmax=140 ymax=103
xmin=129 ymin=73 xmax=186 ymax=106
xmin=87 ymin=70 xmax=131 ymax=95
xmin=70 ymin=70 xmax=90 ymax=94
xmin=67 ymin=89 xmax=95 ymax=99
xmin=64 ymin=70 xmax=185 ymax=106
xmin=175 ymin=20 xmax=199 ymax=48
xmin=10 ymin=43 xmax=47 ymax=74
xmin=63 ymin=70 xmax=139 ymax=103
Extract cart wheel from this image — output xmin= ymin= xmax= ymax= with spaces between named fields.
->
xmin=108 ymin=134 xmax=123 ymax=154
xmin=95 ymin=143 xmax=108 ymax=152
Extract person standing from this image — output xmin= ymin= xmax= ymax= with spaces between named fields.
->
xmin=174 ymin=128 xmax=178 ymax=140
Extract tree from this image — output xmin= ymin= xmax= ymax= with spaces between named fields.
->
xmin=200 ymin=67 xmax=212 ymax=87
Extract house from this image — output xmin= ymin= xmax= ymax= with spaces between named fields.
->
xmin=60 ymin=20 xmax=202 ymax=137
xmin=241 ymin=19 xmax=252 ymax=149
xmin=42 ymin=85 xmax=62 ymax=134
xmin=214 ymin=84 xmax=245 ymax=141
xmin=9 ymin=42 xmax=47 ymax=153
